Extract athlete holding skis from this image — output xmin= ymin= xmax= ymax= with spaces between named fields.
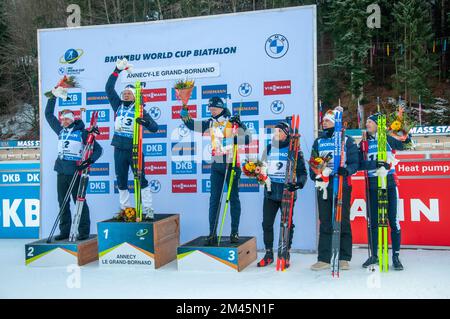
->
xmin=309 ymin=108 xmax=359 ymax=271
xmin=257 ymin=120 xmax=307 ymax=268
xmin=180 ymin=97 xmax=250 ymax=245
xmin=105 ymin=58 xmax=159 ymax=218
xmin=359 ymin=112 xmax=411 ymax=271
xmin=45 ymin=85 xmax=103 ymax=241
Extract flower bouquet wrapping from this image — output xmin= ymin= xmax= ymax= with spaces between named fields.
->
xmin=242 ymin=159 xmax=271 ymax=192
xmin=44 ymin=75 xmax=79 ymax=100
xmin=309 ymin=150 xmax=333 ymax=199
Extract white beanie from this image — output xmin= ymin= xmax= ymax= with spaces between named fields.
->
xmin=323 ymin=106 xmax=344 ymax=123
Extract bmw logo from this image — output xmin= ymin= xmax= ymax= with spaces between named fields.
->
xmin=265 ymin=34 xmax=289 ymax=59
xmin=149 ymin=180 xmax=161 ymax=193
xmin=58 ymin=67 xmax=67 ymax=75
xmin=270 ymin=100 xmax=285 ymax=114
xmin=238 ymin=83 xmax=252 ymax=97
xmin=59 ymin=48 xmax=84 ymax=64
xmin=178 ymin=124 xmax=190 ymax=137
xmin=149 ymin=106 xmax=161 ymax=120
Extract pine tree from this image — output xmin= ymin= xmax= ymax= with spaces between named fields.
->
xmin=392 ymin=0 xmax=437 ymax=105
xmin=325 ymin=0 xmax=373 ymax=118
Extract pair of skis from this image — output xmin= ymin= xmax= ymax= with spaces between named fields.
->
xmin=132 ymin=81 xmax=144 ymax=222
xmin=330 ymin=110 xmax=346 ymax=278
xmin=47 ymin=111 xmax=99 ymax=243
xmin=377 ymin=114 xmax=389 ymax=272
xmin=276 ymin=114 xmax=300 ymax=271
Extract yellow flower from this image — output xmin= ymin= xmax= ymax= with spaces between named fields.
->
xmin=390 ymin=120 xmax=402 ymax=131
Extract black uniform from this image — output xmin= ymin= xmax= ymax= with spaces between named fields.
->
xmin=45 ymin=97 xmax=103 ymax=238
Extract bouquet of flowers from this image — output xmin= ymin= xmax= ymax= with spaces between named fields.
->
xmin=44 ymin=75 xmax=79 ymax=99
xmin=242 ymin=159 xmax=271 ymax=192
xmin=387 ymin=106 xmax=415 ymax=147
xmin=174 ymin=79 xmax=195 ymax=106
xmin=308 ymin=150 xmax=332 ymax=199
xmin=308 ymin=150 xmax=332 ymax=176
xmin=115 ymin=207 xmax=137 ymax=222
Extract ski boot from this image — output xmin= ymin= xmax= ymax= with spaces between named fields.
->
xmin=76 ymin=234 xmax=89 ymax=241
xmin=257 ymin=250 xmax=274 ymax=267
xmin=362 ymin=255 xmax=379 ymax=268
xmin=392 ymin=255 xmax=404 ymax=271
xmin=284 ymin=252 xmax=291 ymax=269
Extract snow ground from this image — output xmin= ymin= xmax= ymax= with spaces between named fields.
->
xmin=0 ymin=239 xmax=449 ymax=299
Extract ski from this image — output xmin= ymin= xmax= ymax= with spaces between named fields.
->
xmin=330 ymin=110 xmax=345 ymax=278
xmin=361 ymin=130 xmax=375 ymax=271
xmin=132 ymin=81 xmax=143 ymax=222
xmin=377 ymin=114 xmax=389 ymax=272
xmin=68 ymin=111 xmax=99 ymax=242
xmin=276 ymin=114 xmax=300 ymax=271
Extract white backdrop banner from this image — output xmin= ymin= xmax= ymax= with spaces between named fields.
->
xmin=39 ymin=6 xmax=318 ymax=250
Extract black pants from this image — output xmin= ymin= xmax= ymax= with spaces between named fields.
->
xmin=57 ymin=173 xmax=90 ymax=237
xmin=368 ymin=186 xmax=401 ymax=257
xmin=317 ymin=184 xmax=352 ymax=263
xmin=262 ymin=197 xmax=295 ymax=251
xmin=114 ymin=148 xmax=148 ymax=190
xmin=209 ymin=162 xmax=241 ymax=235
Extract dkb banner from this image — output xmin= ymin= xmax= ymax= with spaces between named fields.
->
xmin=38 ymin=7 xmax=318 ymax=250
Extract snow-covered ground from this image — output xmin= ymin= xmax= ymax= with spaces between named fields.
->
xmin=0 ymin=239 xmax=449 ymax=299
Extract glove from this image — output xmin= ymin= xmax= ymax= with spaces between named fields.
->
xmin=88 ymin=126 xmax=100 ymax=135
xmin=180 ymin=108 xmax=189 ymax=118
xmin=376 ymin=161 xmax=390 ymax=170
xmin=51 ymin=86 xmax=68 ymax=100
xmin=115 ymin=58 xmax=133 ymax=73
xmin=136 ymin=117 xmax=148 ymax=126
xmin=337 ymin=167 xmax=349 ymax=177
xmin=229 ymin=115 xmax=242 ymax=127
xmin=286 ymin=182 xmax=301 ymax=192
xmin=77 ymin=158 xmax=93 ymax=171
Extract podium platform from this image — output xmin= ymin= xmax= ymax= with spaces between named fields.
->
xmin=25 ymin=235 xmax=98 ymax=267
xmin=177 ymin=236 xmax=257 ymax=272
xmin=97 ymin=214 xmax=179 ymax=269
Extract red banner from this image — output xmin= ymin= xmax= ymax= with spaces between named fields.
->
xmin=350 ymin=157 xmax=450 ymax=247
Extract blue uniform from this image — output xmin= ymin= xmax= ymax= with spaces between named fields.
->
xmin=105 ymin=70 xmax=159 ymax=190
xmin=260 ymin=139 xmax=307 ymax=250
xmin=45 ymin=97 xmax=103 ymax=237
xmin=358 ymin=133 xmax=412 ymax=257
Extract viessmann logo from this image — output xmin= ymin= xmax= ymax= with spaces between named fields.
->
xmin=264 ymin=81 xmax=291 ymax=95
xmin=142 ymin=88 xmax=167 ymax=102
xmin=172 ymin=180 xmax=197 ymax=193
xmin=145 ymin=162 xmax=167 ymax=175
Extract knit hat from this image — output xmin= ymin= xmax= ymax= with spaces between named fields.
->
xmin=368 ymin=112 xmax=382 ymax=125
xmin=207 ymin=96 xmax=225 ymax=109
xmin=275 ymin=121 xmax=290 ymax=136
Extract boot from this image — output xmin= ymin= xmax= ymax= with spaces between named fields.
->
xmin=230 ymin=232 xmax=239 ymax=244
xmin=392 ymin=255 xmax=404 ymax=271
xmin=310 ymin=261 xmax=331 ymax=271
xmin=257 ymin=250 xmax=274 ymax=267
xmin=54 ymin=234 xmax=69 ymax=241
xmin=339 ymin=260 xmax=350 ymax=270
xmin=205 ymin=234 xmax=218 ymax=246
xmin=362 ymin=255 xmax=379 ymax=268
xmin=76 ymin=234 xmax=89 ymax=241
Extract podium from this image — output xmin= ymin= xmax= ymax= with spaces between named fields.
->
xmin=25 ymin=235 xmax=98 ymax=267
xmin=177 ymin=236 xmax=257 ymax=272
xmin=97 ymin=214 xmax=179 ymax=269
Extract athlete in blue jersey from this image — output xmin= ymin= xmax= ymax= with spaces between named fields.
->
xmin=309 ymin=108 xmax=359 ymax=271
xmin=45 ymin=86 xmax=103 ymax=241
xmin=359 ymin=113 xmax=412 ymax=270
xmin=256 ymin=121 xmax=307 ymax=268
